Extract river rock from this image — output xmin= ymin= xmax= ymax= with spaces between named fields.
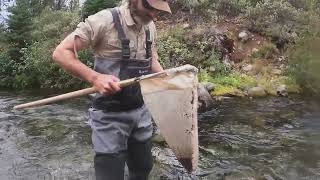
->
xmin=198 ymin=83 xmax=215 ymax=112
xmin=242 ymin=64 xmax=253 ymax=72
xmin=252 ymin=48 xmax=259 ymax=53
xmin=182 ymin=23 xmax=190 ymax=29
xmin=278 ymin=56 xmax=285 ymax=62
xmin=204 ymin=82 xmax=216 ymax=92
xmin=277 ymin=84 xmax=287 ymax=96
xmin=271 ymin=69 xmax=282 ymax=75
xmin=152 ymin=128 xmax=166 ymax=144
xmin=152 ymin=147 xmax=181 ymax=167
xmin=238 ymin=30 xmax=249 ymax=42
xmin=248 ymin=87 xmax=266 ymax=97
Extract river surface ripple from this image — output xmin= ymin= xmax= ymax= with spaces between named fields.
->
xmin=0 ymin=91 xmax=319 ymax=180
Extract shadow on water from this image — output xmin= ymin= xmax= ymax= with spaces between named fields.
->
xmin=0 ymin=90 xmax=320 ymax=179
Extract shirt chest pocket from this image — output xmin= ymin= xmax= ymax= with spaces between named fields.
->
xmin=106 ymin=38 xmax=121 ymax=50
xmin=106 ymin=39 xmax=136 ymax=51
xmin=137 ymin=36 xmax=147 ymax=56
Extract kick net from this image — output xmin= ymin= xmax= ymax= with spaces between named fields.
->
xmin=140 ymin=64 xmax=199 ymax=172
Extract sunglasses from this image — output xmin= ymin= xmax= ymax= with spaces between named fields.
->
xmin=142 ymin=0 xmax=156 ymax=11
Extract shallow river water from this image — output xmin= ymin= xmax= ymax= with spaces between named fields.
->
xmin=0 ymin=90 xmax=319 ymax=180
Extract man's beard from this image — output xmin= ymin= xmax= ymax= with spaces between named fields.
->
xmin=130 ymin=5 xmax=153 ymax=25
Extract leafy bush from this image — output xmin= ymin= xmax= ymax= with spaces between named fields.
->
xmin=194 ymin=0 xmax=249 ymax=18
xmin=212 ymin=0 xmax=249 ymax=17
xmin=13 ymin=9 xmax=94 ymax=89
xmin=157 ymin=29 xmax=194 ymax=68
xmin=288 ymin=21 xmax=320 ymax=95
xmin=0 ymin=52 xmax=18 ymax=88
xmin=31 ymin=8 xmax=80 ymax=42
xmin=157 ymin=25 xmax=231 ymax=75
xmin=211 ymin=73 xmax=256 ymax=89
xmin=246 ymin=0 xmax=303 ymax=39
xmin=252 ymin=43 xmax=278 ymax=59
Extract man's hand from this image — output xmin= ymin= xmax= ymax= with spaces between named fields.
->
xmin=92 ymin=74 xmax=121 ymax=95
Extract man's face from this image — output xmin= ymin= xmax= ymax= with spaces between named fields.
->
xmin=131 ymin=0 xmax=160 ymax=24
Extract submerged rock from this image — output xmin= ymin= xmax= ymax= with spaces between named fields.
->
xmin=152 ymin=128 xmax=166 ymax=144
xmin=248 ymin=87 xmax=266 ymax=97
xmin=204 ymin=82 xmax=216 ymax=92
xmin=198 ymin=83 xmax=215 ymax=112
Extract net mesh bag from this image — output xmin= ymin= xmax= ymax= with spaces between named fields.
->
xmin=140 ymin=64 xmax=199 ymax=172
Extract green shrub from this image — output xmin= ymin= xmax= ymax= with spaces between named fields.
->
xmin=0 ymin=52 xmax=18 ymax=88
xmin=287 ymin=0 xmax=310 ymax=10
xmin=6 ymin=9 xmax=94 ymax=89
xmin=213 ymin=0 xmax=249 ymax=17
xmin=157 ymin=26 xmax=231 ymax=74
xmin=252 ymin=43 xmax=278 ymax=59
xmin=32 ymin=8 xmax=80 ymax=42
xmin=194 ymin=0 xmax=249 ymax=18
xmin=157 ymin=30 xmax=194 ymax=68
xmin=288 ymin=27 xmax=320 ymax=95
xmin=211 ymin=73 xmax=256 ymax=89
xmin=246 ymin=0 xmax=302 ymax=39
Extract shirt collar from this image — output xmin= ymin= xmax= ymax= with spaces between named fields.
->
xmin=119 ymin=4 xmax=136 ymax=27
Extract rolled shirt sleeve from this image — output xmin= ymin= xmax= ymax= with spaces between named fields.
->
xmin=73 ymin=10 xmax=113 ymax=48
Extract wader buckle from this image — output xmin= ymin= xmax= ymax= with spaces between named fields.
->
xmin=121 ymin=38 xmax=130 ymax=59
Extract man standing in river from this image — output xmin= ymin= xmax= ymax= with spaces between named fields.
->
xmin=52 ymin=0 xmax=171 ymax=179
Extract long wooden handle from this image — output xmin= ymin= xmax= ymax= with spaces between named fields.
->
xmin=13 ymin=78 xmax=137 ymax=110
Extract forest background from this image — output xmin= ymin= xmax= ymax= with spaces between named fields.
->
xmin=0 ymin=0 xmax=319 ymax=98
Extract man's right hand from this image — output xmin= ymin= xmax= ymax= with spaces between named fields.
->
xmin=92 ymin=74 xmax=121 ymax=95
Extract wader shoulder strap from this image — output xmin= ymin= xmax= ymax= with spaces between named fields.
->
xmin=111 ymin=8 xmax=130 ymax=59
xmin=145 ymin=28 xmax=152 ymax=59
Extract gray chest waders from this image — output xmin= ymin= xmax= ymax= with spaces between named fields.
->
xmin=92 ymin=9 xmax=153 ymax=112
xmin=91 ymin=9 xmax=154 ymax=180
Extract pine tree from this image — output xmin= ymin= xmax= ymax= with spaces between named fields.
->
xmin=0 ymin=23 xmax=7 ymax=50
xmin=81 ymin=0 xmax=120 ymax=20
xmin=6 ymin=0 xmax=33 ymax=61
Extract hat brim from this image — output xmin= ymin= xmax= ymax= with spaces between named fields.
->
xmin=147 ymin=0 xmax=172 ymax=14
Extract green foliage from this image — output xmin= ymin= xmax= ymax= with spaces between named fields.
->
xmin=252 ymin=43 xmax=278 ymax=59
xmin=81 ymin=0 xmax=120 ymax=20
xmin=0 ymin=52 xmax=17 ymax=88
xmin=211 ymin=73 xmax=256 ymax=89
xmin=247 ymin=0 xmax=263 ymax=6
xmin=288 ymin=20 xmax=320 ymax=95
xmin=0 ymin=9 xmax=94 ymax=89
xmin=0 ymin=23 xmax=7 ymax=51
xmin=6 ymin=0 xmax=33 ymax=60
xmin=18 ymin=9 xmax=93 ymax=89
xmin=211 ymin=0 xmax=249 ymax=17
xmin=246 ymin=0 xmax=306 ymax=40
xmin=0 ymin=0 xmax=318 ymax=93
xmin=212 ymin=85 xmax=239 ymax=96
xmin=287 ymin=0 xmax=311 ymax=10
xmin=205 ymin=52 xmax=231 ymax=75
xmin=194 ymin=0 xmax=249 ymax=18
xmin=157 ymin=27 xmax=196 ymax=68
xmin=199 ymin=72 xmax=257 ymax=96
xmin=31 ymin=8 xmax=80 ymax=42
xmin=157 ymin=26 xmax=230 ymax=75
xmin=199 ymin=70 xmax=257 ymax=96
